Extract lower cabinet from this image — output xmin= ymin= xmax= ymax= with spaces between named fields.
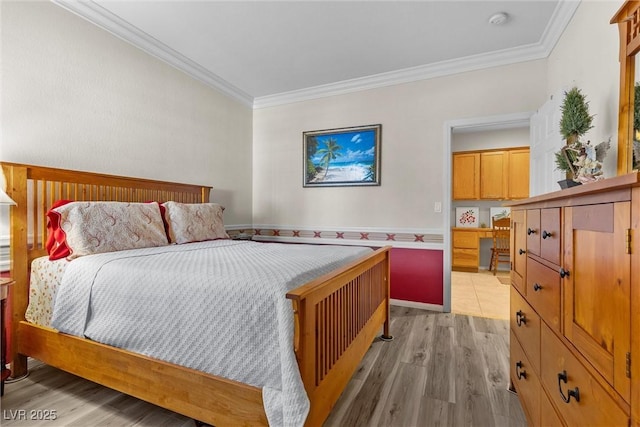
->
xmin=507 ymin=173 xmax=639 ymax=427
xmin=540 ymin=323 xmax=628 ymax=427
xmin=510 ymin=330 xmax=541 ymax=426
xmin=539 ymin=390 xmax=564 ymax=427
xmin=451 ymin=229 xmax=478 ymax=270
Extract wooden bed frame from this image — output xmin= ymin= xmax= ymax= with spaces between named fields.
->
xmin=1 ymin=162 xmax=392 ymax=426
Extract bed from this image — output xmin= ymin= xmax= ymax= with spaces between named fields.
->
xmin=2 ymin=162 xmax=392 ymax=426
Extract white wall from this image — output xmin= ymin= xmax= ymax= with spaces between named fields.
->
xmin=0 ymin=1 xmax=253 ymax=229
xmin=452 ymin=127 xmax=530 ymax=152
xmin=253 ymin=60 xmax=547 ymax=233
xmin=546 ymin=0 xmax=620 ymax=179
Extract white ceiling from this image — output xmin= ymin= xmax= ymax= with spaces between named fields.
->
xmin=54 ymin=1 xmax=580 ymax=108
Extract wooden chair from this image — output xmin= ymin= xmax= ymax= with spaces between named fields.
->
xmin=489 ymin=217 xmax=511 ymax=275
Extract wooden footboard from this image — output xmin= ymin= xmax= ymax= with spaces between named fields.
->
xmin=2 ymin=162 xmax=391 ymax=426
xmin=288 ymin=246 xmax=391 ymax=425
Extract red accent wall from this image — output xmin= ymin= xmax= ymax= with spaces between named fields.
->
xmin=390 ymin=248 xmax=443 ymax=305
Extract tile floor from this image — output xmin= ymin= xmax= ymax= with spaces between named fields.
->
xmin=451 ymin=269 xmax=510 ymax=320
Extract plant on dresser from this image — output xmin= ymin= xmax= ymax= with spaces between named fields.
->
xmin=506 ymin=172 xmax=640 ymax=427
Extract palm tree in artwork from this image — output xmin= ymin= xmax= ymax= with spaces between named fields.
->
xmin=316 ymin=138 xmax=342 ymax=180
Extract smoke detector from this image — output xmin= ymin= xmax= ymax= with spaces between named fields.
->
xmin=489 ymin=12 xmax=509 ymax=25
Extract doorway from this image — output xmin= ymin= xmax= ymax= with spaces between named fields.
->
xmin=442 ymin=112 xmax=532 ymax=317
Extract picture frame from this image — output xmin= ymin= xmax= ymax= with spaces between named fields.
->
xmin=490 ymin=207 xmax=511 ymax=227
xmin=303 ymin=124 xmax=381 ymax=187
xmin=455 ymin=207 xmax=480 ymax=228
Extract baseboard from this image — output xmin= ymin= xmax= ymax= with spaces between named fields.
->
xmin=390 ymin=299 xmax=443 ymax=312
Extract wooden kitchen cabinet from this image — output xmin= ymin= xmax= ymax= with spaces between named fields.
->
xmin=480 ymin=151 xmax=508 ymax=199
xmin=452 ymin=147 xmax=529 ymax=200
xmin=452 ymin=152 xmax=480 ymax=200
xmin=507 ymin=149 xmax=530 ymax=199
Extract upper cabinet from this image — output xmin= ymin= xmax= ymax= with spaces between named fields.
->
xmin=453 ymin=147 xmax=529 ymax=200
xmin=480 ymin=151 xmax=508 ymax=199
xmin=452 ymin=152 xmax=480 ymax=200
xmin=507 ymin=149 xmax=530 ymax=199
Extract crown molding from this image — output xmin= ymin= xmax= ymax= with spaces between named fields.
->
xmin=52 ymin=0 xmax=254 ymax=108
xmin=253 ymin=44 xmax=545 ymax=109
xmin=253 ymin=0 xmax=580 ymax=109
xmin=52 ymin=0 xmax=579 ymax=110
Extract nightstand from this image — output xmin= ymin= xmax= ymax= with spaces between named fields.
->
xmin=1 ymin=278 xmax=14 ymax=396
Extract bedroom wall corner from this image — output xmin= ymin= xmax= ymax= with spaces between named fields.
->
xmin=0 ymin=0 xmax=253 ymax=228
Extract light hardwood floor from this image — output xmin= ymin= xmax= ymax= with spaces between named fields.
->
xmin=1 ymin=306 xmax=525 ymax=426
xmin=451 ymin=270 xmax=510 ymax=320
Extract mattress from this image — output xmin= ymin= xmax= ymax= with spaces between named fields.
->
xmin=31 ymin=240 xmax=372 ymax=427
xmin=26 ymin=255 xmax=69 ymax=327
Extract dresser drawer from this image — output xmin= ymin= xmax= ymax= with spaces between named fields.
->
xmin=510 ymin=330 xmax=540 ymax=426
xmin=540 ymin=388 xmax=565 ymax=427
xmin=540 ymin=324 xmax=628 ymax=427
xmin=526 ymin=209 xmax=541 ymax=257
xmin=452 ymin=231 xmax=478 ymax=249
xmin=526 ymin=258 xmax=561 ymax=333
xmin=526 ymin=208 xmax=561 ymax=265
xmin=510 ymin=287 xmax=540 ymax=374
xmin=539 ymin=208 xmax=561 ymax=265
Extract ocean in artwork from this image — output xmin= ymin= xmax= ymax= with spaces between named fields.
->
xmin=306 ymin=129 xmax=377 ymax=184
xmin=313 ymin=161 xmax=374 ymax=182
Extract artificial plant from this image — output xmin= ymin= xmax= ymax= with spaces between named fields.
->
xmin=555 ymin=87 xmax=594 ymax=177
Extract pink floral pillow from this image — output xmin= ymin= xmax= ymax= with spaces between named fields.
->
xmin=50 ymin=202 xmax=169 ymax=259
xmin=162 ymin=202 xmax=229 ymax=244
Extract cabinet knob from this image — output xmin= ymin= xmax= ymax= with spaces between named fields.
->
xmin=558 ymin=370 xmax=580 ymax=403
xmin=516 ymin=361 xmax=527 ymax=380
xmin=542 ymin=230 xmax=552 ymax=239
xmin=516 ymin=310 xmax=527 ymax=327
xmin=518 ymin=249 xmax=526 ymax=255
xmin=527 ymin=228 xmax=536 ymax=235
xmin=559 ymin=268 xmax=570 ymax=279
xmin=533 ymin=283 xmax=542 ymax=292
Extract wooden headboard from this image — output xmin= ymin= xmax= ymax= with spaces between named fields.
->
xmin=1 ymin=162 xmax=211 ymax=368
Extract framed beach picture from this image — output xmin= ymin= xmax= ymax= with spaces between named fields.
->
xmin=303 ymin=124 xmax=381 ymax=187
xmin=455 ymin=207 xmax=479 ymax=228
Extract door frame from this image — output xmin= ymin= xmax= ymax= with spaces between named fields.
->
xmin=442 ymin=111 xmax=533 ymax=313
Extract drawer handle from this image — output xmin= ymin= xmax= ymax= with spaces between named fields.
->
xmin=559 ymin=268 xmax=570 ymax=279
xmin=542 ymin=230 xmax=553 ymax=239
xmin=527 ymin=228 xmax=537 ymax=235
xmin=558 ymin=370 xmax=580 ymax=404
xmin=516 ymin=310 xmax=527 ymax=327
xmin=518 ymin=248 xmax=526 ymax=255
xmin=533 ymin=283 xmax=542 ymax=292
xmin=516 ymin=361 xmax=527 ymax=380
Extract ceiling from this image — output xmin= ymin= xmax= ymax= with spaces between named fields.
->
xmin=54 ymin=1 xmax=580 ymax=108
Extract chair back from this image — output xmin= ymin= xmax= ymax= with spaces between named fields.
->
xmin=492 ymin=217 xmax=511 ymax=251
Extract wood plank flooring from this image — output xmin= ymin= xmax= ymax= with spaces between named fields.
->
xmin=1 ymin=306 xmax=525 ymax=426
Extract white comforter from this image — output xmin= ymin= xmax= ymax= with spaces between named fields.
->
xmin=50 ymin=240 xmax=372 ymax=426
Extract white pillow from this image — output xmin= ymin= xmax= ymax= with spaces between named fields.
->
xmin=162 ymin=202 xmax=229 ymax=244
xmin=52 ymin=201 xmax=169 ymax=259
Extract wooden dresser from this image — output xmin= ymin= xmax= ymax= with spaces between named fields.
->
xmin=506 ymin=173 xmax=640 ymax=426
